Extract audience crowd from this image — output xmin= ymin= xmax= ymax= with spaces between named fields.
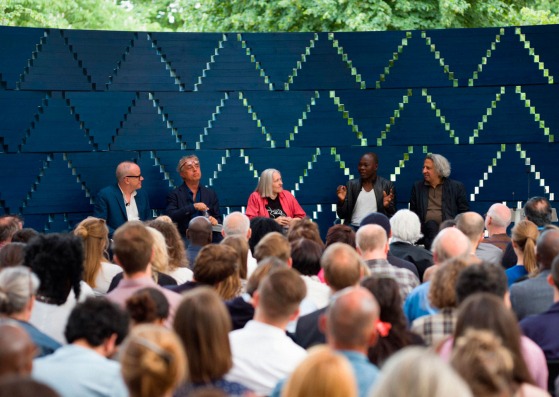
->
xmin=0 ymin=160 xmax=558 ymax=397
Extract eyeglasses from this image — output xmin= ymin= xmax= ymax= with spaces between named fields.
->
xmin=125 ymin=175 xmax=142 ymax=179
xmin=179 ymin=160 xmax=200 ymax=171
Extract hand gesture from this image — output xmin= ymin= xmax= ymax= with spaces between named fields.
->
xmin=275 ymin=216 xmax=293 ymax=227
xmin=194 ymin=202 xmax=209 ymax=212
xmin=208 ymin=216 xmax=218 ymax=226
xmin=337 ymin=185 xmax=347 ymax=202
xmin=383 ymin=189 xmax=394 ymax=208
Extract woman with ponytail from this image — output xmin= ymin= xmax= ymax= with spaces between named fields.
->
xmin=506 ymin=220 xmax=539 ymax=286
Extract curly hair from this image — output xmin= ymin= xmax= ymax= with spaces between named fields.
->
xmin=125 ymin=287 xmax=170 ymax=325
xmin=429 ymin=257 xmax=469 ymax=309
xmin=24 ymin=233 xmax=83 ymax=304
xmin=287 ymin=218 xmax=324 ymax=249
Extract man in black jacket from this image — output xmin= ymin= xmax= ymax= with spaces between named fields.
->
xmin=409 ymin=153 xmax=469 ymax=249
xmin=336 ymin=152 xmax=395 ymax=228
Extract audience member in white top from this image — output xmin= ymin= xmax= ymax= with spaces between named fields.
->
xmin=226 ymin=268 xmax=307 ymax=396
xmin=74 ymin=217 xmax=122 ymax=295
xmin=25 ymin=233 xmax=96 ymax=344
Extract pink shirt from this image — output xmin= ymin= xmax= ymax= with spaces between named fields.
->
xmin=245 ymin=190 xmax=306 ymax=219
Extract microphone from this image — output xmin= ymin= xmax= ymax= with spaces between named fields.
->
xmin=125 ymin=202 xmax=130 ymax=207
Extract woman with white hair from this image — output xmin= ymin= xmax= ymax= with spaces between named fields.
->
xmin=389 ymin=209 xmax=433 ymax=281
xmin=245 ymin=168 xmax=306 ymax=227
xmin=0 ymin=266 xmax=61 ymax=356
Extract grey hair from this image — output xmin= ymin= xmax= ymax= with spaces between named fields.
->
xmin=255 ymin=168 xmax=280 ymax=198
xmin=177 ymin=155 xmax=199 ymax=173
xmin=390 ymin=209 xmax=423 ymax=243
xmin=115 ymin=161 xmax=137 ymax=182
xmin=370 ymin=347 xmax=472 ymax=397
xmin=426 ymin=154 xmax=451 ymax=178
xmin=223 ymin=212 xmax=250 ymax=237
xmin=0 ymin=266 xmax=40 ymax=315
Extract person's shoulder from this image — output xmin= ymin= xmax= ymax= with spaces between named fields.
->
xmin=97 ymin=184 xmax=118 ymax=196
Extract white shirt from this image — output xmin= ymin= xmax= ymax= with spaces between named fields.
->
xmin=119 ymin=186 xmax=139 ymax=221
xmin=226 ymin=320 xmax=307 ymax=396
xmin=351 ymin=188 xmax=378 ymax=226
xmin=247 ymin=250 xmax=258 ymax=278
xmin=166 ymin=267 xmax=194 ymax=284
xmin=30 ymin=281 xmax=96 ymax=344
xmin=93 ymin=262 xmax=123 ymax=295
xmin=301 ymin=275 xmax=330 ymax=310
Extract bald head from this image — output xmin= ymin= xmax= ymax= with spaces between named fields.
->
xmin=222 ymin=212 xmax=251 ymax=240
xmin=455 ymin=212 xmax=485 ymax=249
xmin=0 ymin=322 xmax=35 ymax=377
xmin=356 ymin=224 xmax=388 ymax=256
xmin=431 ymin=227 xmax=470 ymax=264
xmin=325 ymin=287 xmax=379 ymax=350
xmin=536 ymin=229 xmax=559 ymax=270
xmin=321 ymin=243 xmax=362 ymax=292
xmin=186 ymin=216 xmax=213 ymax=246
xmin=485 ymin=203 xmax=511 ymax=232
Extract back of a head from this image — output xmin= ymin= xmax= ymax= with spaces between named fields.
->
xmin=429 ymin=258 xmax=469 ymax=310
xmin=254 ymin=232 xmax=291 ymax=263
xmin=451 ymin=329 xmax=515 ymax=397
xmin=321 ymin=243 xmax=362 ymax=291
xmin=193 ymin=244 xmax=238 ymax=286
xmin=146 ymin=220 xmax=187 ymax=270
xmin=524 ymin=197 xmax=552 ymax=227
xmin=24 ymin=233 xmax=83 ymax=304
xmin=0 ymin=376 xmax=60 ymax=397
xmin=0 ymin=243 xmax=26 ymax=269
xmin=282 ymin=346 xmax=357 ymax=397
xmin=65 ymin=297 xmax=129 ymax=346
xmin=511 ymin=220 xmax=539 ymax=274
xmin=245 ymin=257 xmax=288 ymax=296
xmin=74 ymin=217 xmax=109 ymax=287
xmin=187 ymin=216 xmax=213 ymax=246
xmin=326 ymin=287 xmax=379 ymax=349
xmin=112 ymin=221 xmax=154 ymax=275
xmin=551 ymin=255 xmax=559 ymax=290
xmin=487 ymin=204 xmax=512 ymax=229
xmin=455 ymin=262 xmax=508 ymax=305
xmin=290 ymin=238 xmax=322 ymax=276
xmin=221 ymin=235 xmax=249 ymax=279
xmin=287 ymin=218 xmax=324 ymax=248
xmin=359 ymin=212 xmax=390 ymax=237
xmin=536 ymin=229 xmax=559 ymax=270
xmin=257 ymin=268 xmax=306 ymax=321
xmin=146 ymin=227 xmax=170 ymax=274
xmin=325 ymin=224 xmax=356 ymax=249
xmin=390 ymin=210 xmax=422 ymax=244
xmin=0 ymin=266 xmax=39 ymax=316
xmin=120 ymin=324 xmax=187 ymax=397
xmin=360 ymin=276 xmax=403 ymax=325
xmin=454 ymin=293 xmax=532 ymax=386
xmin=173 ymin=287 xmax=232 ymax=383
xmin=356 ymin=224 xmax=387 ymax=253
xmin=10 ymin=228 xmax=39 ymax=244
xmin=0 ymin=322 xmax=35 ymax=378
xmin=222 ymin=212 xmax=250 ymax=238
xmin=126 ymin=288 xmax=170 ymax=325
xmin=455 ymin=212 xmax=485 ymax=245
xmin=369 ymin=347 xmax=472 ymax=397
xmin=0 ymin=216 xmax=20 ymax=245
xmin=248 ymin=217 xmax=284 ymax=252
xmin=431 ymin=227 xmax=470 ymax=263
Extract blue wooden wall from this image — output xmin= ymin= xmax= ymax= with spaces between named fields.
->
xmin=0 ymin=26 xmax=558 ymax=236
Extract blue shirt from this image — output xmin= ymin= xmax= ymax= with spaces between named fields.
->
xmin=506 ymin=265 xmax=528 ymax=287
xmin=403 ymin=281 xmax=438 ymax=324
xmin=33 ymin=344 xmax=128 ymax=397
xmin=15 ymin=319 xmax=61 ymax=357
xmin=270 ymin=350 xmax=379 ymax=397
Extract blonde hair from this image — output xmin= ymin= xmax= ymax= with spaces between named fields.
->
xmin=450 ymin=329 xmax=516 ymax=397
xmin=146 ymin=227 xmax=169 ymax=283
xmin=511 ymin=220 xmax=539 ymax=275
xmin=74 ymin=217 xmax=110 ymax=288
xmin=120 ymin=324 xmax=187 ymax=397
xmin=370 ymin=347 xmax=472 ymax=397
xmin=282 ymin=346 xmax=357 ymax=397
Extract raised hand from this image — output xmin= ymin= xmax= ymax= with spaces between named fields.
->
xmin=337 ymin=185 xmax=347 ymax=202
xmin=383 ymin=189 xmax=394 ymax=208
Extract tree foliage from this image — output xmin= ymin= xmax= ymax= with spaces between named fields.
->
xmin=1 ymin=0 xmax=559 ymax=31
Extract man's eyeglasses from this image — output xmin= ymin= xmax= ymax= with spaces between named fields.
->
xmin=179 ymin=160 xmax=200 ymax=171
xmin=126 ymin=175 xmax=142 ymax=179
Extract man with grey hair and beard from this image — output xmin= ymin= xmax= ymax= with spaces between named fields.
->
xmin=222 ymin=211 xmax=257 ymax=277
xmin=409 ymin=153 xmax=469 ymax=249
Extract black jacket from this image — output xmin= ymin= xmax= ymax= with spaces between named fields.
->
xmin=337 ymin=176 xmax=396 ymax=224
xmin=409 ymin=178 xmax=469 ymax=224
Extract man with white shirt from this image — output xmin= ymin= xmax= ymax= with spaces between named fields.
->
xmin=94 ymin=161 xmax=151 ymax=237
xmin=222 ymin=211 xmax=257 ymax=277
xmin=226 ymin=268 xmax=307 ymax=396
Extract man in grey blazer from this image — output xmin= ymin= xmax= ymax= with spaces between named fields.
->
xmin=510 ymin=228 xmax=559 ymax=320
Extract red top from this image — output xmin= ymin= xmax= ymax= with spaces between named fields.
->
xmin=245 ymin=190 xmax=306 ymax=219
